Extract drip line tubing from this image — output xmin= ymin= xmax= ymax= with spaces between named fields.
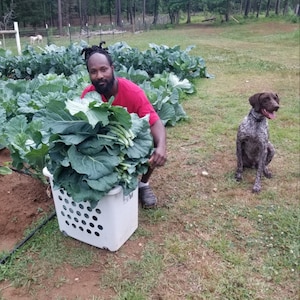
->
xmin=0 ymin=210 xmax=57 ymax=265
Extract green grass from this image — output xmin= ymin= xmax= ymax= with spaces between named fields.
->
xmin=1 ymin=19 xmax=299 ymax=299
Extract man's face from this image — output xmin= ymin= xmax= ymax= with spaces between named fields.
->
xmin=87 ymin=53 xmax=115 ymax=94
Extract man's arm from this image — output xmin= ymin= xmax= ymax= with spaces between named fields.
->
xmin=149 ymin=119 xmax=167 ymax=168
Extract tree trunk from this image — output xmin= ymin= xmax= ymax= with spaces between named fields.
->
xmin=275 ymin=0 xmax=281 ymax=14
xmin=244 ymin=0 xmax=251 ymax=17
xmin=127 ymin=0 xmax=133 ymax=24
xmin=93 ymin=0 xmax=98 ymax=26
xmin=265 ymin=0 xmax=271 ymax=16
xmin=142 ymin=0 xmax=146 ymax=24
xmin=225 ymin=0 xmax=230 ymax=22
xmin=115 ymin=0 xmax=122 ymax=27
xmin=283 ymin=0 xmax=289 ymax=15
xmin=57 ymin=0 xmax=63 ymax=35
xmin=153 ymin=0 xmax=159 ymax=25
xmin=186 ymin=0 xmax=191 ymax=24
xmin=256 ymin=0 xmax=262 ymax=18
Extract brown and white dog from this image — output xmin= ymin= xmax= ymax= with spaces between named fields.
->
xmin=235 ymin=92 xmax=280 ymax=193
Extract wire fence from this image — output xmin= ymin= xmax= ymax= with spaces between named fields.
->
xmin=0 ymin=14 xmax=171 ymax=51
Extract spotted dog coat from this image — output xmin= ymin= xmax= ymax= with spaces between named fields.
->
xmin=235 ymin=92 xmax=280 ymax=193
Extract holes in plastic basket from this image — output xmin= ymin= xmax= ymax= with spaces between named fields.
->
xmin=58 ymin=195 xmax=63 ymax=201
xmin=58 ymin=196 xmax=105 ymax=238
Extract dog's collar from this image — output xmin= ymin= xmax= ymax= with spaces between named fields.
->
xmin=250 ymin=109 xmax=264 ymax=122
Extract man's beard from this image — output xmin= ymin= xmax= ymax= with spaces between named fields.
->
xmin=92 ymin=75 xmax=115 ymax=95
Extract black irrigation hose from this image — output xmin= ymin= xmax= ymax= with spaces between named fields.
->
xmin=0 ymin=210 xmax=57 ymax=265
xmin=11 ymin=167 xmax=34 ymax=176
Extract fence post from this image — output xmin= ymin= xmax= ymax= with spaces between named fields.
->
xmin=69 ymin=24 xmax=72 ymax=44
xmin=46 ymin=24 xmax=50 ymax=45
xmin=86 ymin=23 xmax=89 ymax=45
xmin=99 ymin=23 xmax=102 ymax=42
xmin=14 ymin=22 xmax=21 ymax=55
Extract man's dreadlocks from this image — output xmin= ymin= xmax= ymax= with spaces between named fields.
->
xmin=81 ymin=41 xmax=113 ymax=67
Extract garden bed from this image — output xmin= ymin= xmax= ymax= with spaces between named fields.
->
xmin=0 ymin=148 xmax=53 ymax=252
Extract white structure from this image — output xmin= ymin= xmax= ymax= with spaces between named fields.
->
xmin=0 ymin=22 xmax=21 ymax=54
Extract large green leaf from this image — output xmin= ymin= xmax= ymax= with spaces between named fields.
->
xmin=77 ymin=135 xmax=115 ymax=155
xmin=38 ymin=101 xmax=94 ymax=135
xmin=85 ymin=173 xmax=119 ymax=192
xmin=25 ymin=143 xmax=49 ymax=172
xmin=59 ymin=133 xmax=91 ymax=145
xmin=67 ymin=145 xmax=120 ymax=180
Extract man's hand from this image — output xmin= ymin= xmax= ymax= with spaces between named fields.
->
xmin=148 ymin=146 xmax=167 ymax=169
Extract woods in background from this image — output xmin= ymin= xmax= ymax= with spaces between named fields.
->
xmin=0 ymin=0 xmax=299 ymax=32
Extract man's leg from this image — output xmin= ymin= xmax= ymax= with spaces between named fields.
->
xmin=139 ymin=168 xmax=157 ymax=209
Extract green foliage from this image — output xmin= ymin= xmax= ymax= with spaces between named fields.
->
xmin=0 ymin=163 xmax=12 ymax=175
xmin=38 ymin=94 xmax=153 ymax=207
xmin=0 ymin=40 xmax=209 ymax=82
xmin=13 ymin=0 xmax=45 ymax=27
xmin=3 ymin=115 xmax=47 ymax=174
xmin=0 ymin=72 xmax=89 ymax=176
xmin=118 ymin=69 xmax=194 ymax=126
xmin=109 ymin=42 xmax=209 ymax=80
xmin=0 ymin=43 xmax=87 ymax=79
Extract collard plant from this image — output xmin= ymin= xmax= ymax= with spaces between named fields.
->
xmin=0 ymin=41 xmax=209 ymax=81
xmin=37 ymin=93 xmax=153 ymax=207
xmin=0 ymin=43 xmax=87 ymax=79
xmin=0 ymin=72 xmax=89 ymax=179
xmin=109 ymin=42 xmax=210 ymax=80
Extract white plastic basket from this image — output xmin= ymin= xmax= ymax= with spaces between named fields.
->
xmin=43 ymin=167 xmax=138 ymax=251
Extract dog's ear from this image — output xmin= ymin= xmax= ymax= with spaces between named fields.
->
xmin=249 ymin=93 xmax=262 ymax=111
xmin=274 ymin=93 xmax=280 ymax=104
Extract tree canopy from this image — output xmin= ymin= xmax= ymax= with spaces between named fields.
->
xmin=0 ymin=0 xmax=298 ymax=31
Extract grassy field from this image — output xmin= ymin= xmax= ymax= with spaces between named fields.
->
xmin=0 ymin=19 xmax=299 ymax=300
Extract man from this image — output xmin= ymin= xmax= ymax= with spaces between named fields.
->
xmin=81 ymin=42 xmax=167 ymax=208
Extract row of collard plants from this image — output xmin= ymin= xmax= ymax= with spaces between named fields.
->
xmin=0 ymin=41 xmax=210 ymax=204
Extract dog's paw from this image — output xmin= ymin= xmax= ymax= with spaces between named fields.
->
xmin=252 ymin=184 xmax=261 ymax=193
xmin=235 ymin=172 xmax=243 ymax=182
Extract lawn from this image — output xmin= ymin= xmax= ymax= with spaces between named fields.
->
xmin=0 ymin=19 xmax=299 ymax=300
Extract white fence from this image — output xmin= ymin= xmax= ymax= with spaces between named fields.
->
xmin=0 ymin=22 xmax=21 ymax=54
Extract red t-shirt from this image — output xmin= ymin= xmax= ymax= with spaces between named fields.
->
xmin=81 ymin=78 xmax=159 ymax=126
